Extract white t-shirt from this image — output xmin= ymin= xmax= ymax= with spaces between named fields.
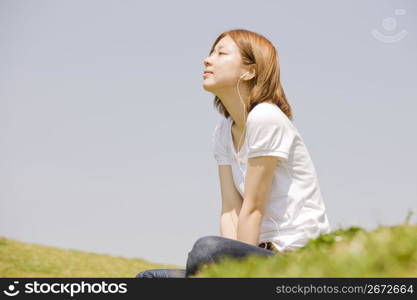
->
xmin=213 ymin=102 xmax=331 ymax=252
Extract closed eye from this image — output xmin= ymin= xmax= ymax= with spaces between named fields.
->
xmin=209 ymin=51 xmax=226 ymax=57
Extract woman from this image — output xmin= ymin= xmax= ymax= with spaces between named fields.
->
xmin=135 ymin=29 xmax=331 ymax=278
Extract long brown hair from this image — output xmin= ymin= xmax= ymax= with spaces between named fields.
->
xmin=209 ymin=29 xmax=293 ymax=121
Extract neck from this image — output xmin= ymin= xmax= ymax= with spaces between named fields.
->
xmin=216 ymin=83 xmax=250 ymax=131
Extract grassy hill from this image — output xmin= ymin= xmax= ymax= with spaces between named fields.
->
xmin=1 ymin=220 xmax=416 ymax=278
xmin=0 ymin=238 xmax=184 ymax=278
xmin=195 ymin=223 xmax=417 ymax=277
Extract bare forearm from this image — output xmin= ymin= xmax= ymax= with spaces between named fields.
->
xmin=220 ymin=209 xmax=239 ymax=240
xmin=236 ymin=211 xmax=263 ymax=246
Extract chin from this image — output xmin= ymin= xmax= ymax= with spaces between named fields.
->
xmin=202 ymin=82 xmax=216 ymax=93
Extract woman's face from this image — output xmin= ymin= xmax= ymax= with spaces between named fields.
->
xmin=202 ymin=35 xmax=244 ymax=94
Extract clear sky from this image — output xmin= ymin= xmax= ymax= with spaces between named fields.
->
xmin=1 ymin=0 xmax=416 ymax=267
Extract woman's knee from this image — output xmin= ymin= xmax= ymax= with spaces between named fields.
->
xmin=190 ymin=235 xmax=224 ymax=256
xmin=186 ymin=236 xmax=223 ymax=276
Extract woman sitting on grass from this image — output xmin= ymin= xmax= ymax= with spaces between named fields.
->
xmin=136 ymin=29 xmax=331 ymax=278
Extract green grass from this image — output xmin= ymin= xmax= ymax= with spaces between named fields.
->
xmin=1 ymin=212 xmax=416 ymax=278
xmin=0 ymin=237 xmax=184 ymax=278
xmin=194 ymin=223 xmax=417 ymax=277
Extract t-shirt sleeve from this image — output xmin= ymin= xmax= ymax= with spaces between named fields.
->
xmin=212 ymin=119 xmax=232 ymax=165
xmin=246 ymin=106 xmax=295 ymax=160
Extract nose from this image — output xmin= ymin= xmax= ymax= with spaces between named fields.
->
xmin=203 ymin=55 xmax=212 ymax=68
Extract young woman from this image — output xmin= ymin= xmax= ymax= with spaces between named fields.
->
xmin=135 ymin=29 xmax=331 ymax=278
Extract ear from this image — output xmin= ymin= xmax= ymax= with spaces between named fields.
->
xmin=244 ymin=65 xmax=256 ymax=80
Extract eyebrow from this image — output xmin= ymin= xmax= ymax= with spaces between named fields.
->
xmin=214 ymin=45 xmax=225 ymax=51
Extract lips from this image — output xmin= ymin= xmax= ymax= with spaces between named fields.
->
xmin=204 ymin=70 xmax=213 ymax=74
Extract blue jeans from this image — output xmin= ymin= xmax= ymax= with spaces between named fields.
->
xmin=135 ymin=235 xmax=277 ymax=278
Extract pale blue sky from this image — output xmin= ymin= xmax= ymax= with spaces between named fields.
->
xmin=1 ymin=0 xmax=416 ymax=267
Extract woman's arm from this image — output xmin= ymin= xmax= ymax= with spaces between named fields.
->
xmin=220 ymin=209 xmax=239 ymax=239
xmin=218 ymin=165 xmax=243 ymax=240
xmin=238 ymin=155 xmax=278 ymax=246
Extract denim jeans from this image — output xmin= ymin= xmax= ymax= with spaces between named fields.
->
xmin=135 ymin=235 xmax=277 ymax=278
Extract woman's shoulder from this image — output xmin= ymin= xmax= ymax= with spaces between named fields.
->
xmin=247 ymin=102 xmax=301 ymax=142
xmin=247 ymin=102 xmax=287 ymax=126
